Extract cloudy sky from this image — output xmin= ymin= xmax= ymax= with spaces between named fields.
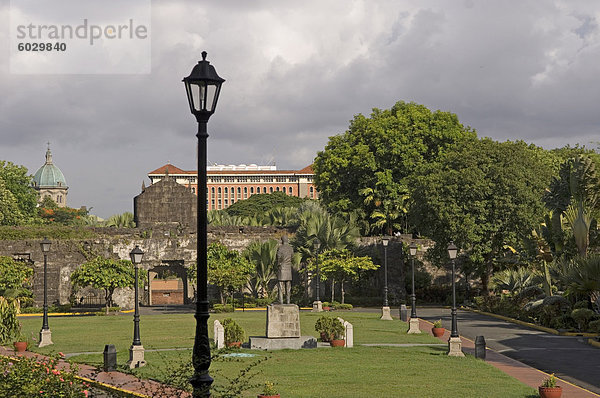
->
xmin=1 ymin=0 xmax=600 ymax=218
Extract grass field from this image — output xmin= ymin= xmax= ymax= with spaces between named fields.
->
xmin=18 ymin=310 xmax=537 ymax=397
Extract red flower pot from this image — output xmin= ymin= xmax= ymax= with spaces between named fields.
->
xmin=323 ymin=306 xmax=331 ymax=311
xmin=226 ymin=341 xmax=242 ymax=348
xmin=257 ymin=395 xmax=280 ymax=398
xmin=432 ymin=327 xmax=445 ymax=337
xmin=13 ymin=342 xmax=27 ymax=352
xmin=330 ymin=339 xmax=345 ymax=347
xmin=539 ymin=386 xmax=562 ymax=398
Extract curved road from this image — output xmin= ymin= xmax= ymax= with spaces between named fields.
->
xmin=416 ymin=307 xmax=600 ymax=395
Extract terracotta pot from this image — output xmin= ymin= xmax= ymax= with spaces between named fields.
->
xmin=323 ymin=306 xmax=331 ymax=311
xmin=226 ymin=341 xmax=242 ymax=348
xmin=330 ymin=339 xmax=345 ymax=347
xmin=432 ymin=327 xmax=445 ymax=337
xmin=257 ymin=395 xmax=280 ymax=398
xmin=539 ymin=386 xmax=562 ymax=398
xmin=13 ymin=341 xmax=27 ymax=352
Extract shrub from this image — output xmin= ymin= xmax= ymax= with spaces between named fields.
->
xmin=573 ymin=300 xmax=590 ymax=309
xmin=222 ymin=318 xmax=245 ymax=344
xmin=314 ymin=315 xmax=345 ymax=340
xmin=255 ymin=298 xmax=273 ymax=307
xmin=213 ymin=304 xmax=234 ymax=313
xmin=0 ymin=354 xmax=89 ymax=397
xmin=549 ymin=314 xmax=576 ymax=330
xmin=588 ymin=319 xmax=600 ymax=333
xmin=335 ymin=303 xmax=353 ymax=310
xmin=571 ymin=308 xmax=596 ymax=331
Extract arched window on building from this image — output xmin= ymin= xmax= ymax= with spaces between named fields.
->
xmin=288 ymin=187 xmax=293 ymax=195
xmin=276 ymin=187 xmax=280 ymax=191
xmin=244 ymin=187 xmax=248 ymax=198
xmin=230 ymin=187 xmax=234 ymax=199
xmin=192 ymin=187 xmax=196 ymax=194
xmin=237 ymin=187 xmax=241 ymax=199
xmin=218 ymin=200 xmax=222 ymax=209
xmin=250 ymin=187 xmax=254 ymax=194
xmin=218 ymin=187 xmax=222 ymax=198
xmin=224 ymin=187 xmax=228 ymax=195
xmin=269 ymin=187 xmax=274 ymax=193
xmin=310 ymin=186 xmax=314 ymax=198
xmin=263 ymin=187 xmax=267 ymax=193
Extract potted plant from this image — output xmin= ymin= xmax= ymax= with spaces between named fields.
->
xmin=539 ymin=373 xmax=562 ymax=398
xmin=222 ymin=318 xmax=245 ymax=348
xmin=329 ymin=317 xmax=346 ymax=347
xmin=432 ymin=319 xmax=445 ymax=337
xmin=13 ymin=331 xmax=29 ymax=353
xmin=315 ymin=315 xmax=334 ymax=342
xmin=257 ymin=381 xmax=280 ymax=398
xmin=322 ymin=302 xmax=331 ymax=311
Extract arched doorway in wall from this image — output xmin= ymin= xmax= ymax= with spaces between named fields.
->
xmin=147 ymin=260 xmax=192 ymax=305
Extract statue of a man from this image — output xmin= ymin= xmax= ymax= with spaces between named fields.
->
xmin=276 ymin=235 xmax=294 ymax=304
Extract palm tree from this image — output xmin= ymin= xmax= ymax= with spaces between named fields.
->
xmin=243 ymin=239 xmax=278 ymax=298
xmin=564 ymin=199 xmax=593 ymax=257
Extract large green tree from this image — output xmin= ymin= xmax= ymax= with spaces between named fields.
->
xmin=313 ymin=101 xmax=477 ymax=226
xmin=207 ymin=243 xmax=253 ymax=304
xmin=409 ymin=138 xmax=554 ymax=293
xmin=0 ymin=161 xmax=38 ymax=225
xmin=225 ymin=191 xmax=307 ymax=218
xmin=0 ymin=256 xmax=33 ymax=302
xmin=71 ymin=257 xmax=139 ymax=314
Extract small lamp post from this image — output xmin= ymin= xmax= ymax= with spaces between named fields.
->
xmin=380 ymin=237 xmax=393 ymax=320
xmin=312 ymin=239 xmax=322 ymax=312
xmin=184 ymin=51 xmax=225 ymax=398
xmin=127 ymin=245 xmax=146 ymax=368
xmin=38 ymin=238 xmax=53 ymax=347
xmin=447 ymin=241 xmax=464 ymax=356
xmin=407 ymin=242 xmax=421 ymax=334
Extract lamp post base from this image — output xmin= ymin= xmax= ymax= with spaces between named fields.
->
xmin=127 ymin=345 xmax=147 ymax=369
xmin=447 ymin=336 xmax=464 ymax=357
xmin=38 ymin=329 xmax=53 ymax=347
xmin=312 ymin=301 xmax=323 ymax=312
xmin=380 ymin=306 xmax=393 ymax=320
xmin=407 ymin=318 xmax=421 ymax=334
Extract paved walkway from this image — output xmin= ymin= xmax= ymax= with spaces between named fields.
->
xmin=415 ymin=308 xmax=600 ymax=397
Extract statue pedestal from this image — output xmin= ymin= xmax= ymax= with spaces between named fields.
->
xmin=312 ymin=300 xmax=323 ymax=312
xmin=447 ymin=337 xmax=465 ymax=357
xmin=407 ymin=318 xmax=421 ymax=334
xmin=380 ymin=306 xmax=393 ymax=320
xmin=38 ymin=329 xmax=53 ymax=347
xmin=127 ymin=345 xmax=147 ymax=368
xmin=250 ymin=304 xmax=316 ymax=350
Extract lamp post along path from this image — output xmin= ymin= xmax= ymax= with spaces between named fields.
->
xmin=184 ymin=51 xmax=224 ymax=398
xmin=127 ymin=245 xmax=146 ymax=368
xmin=407 ymin=242 xmax=421 ymax=334
xmin=380 ymin=237 xmax=393 ymax=320
xmin=38 ymin=238 xmax=53 ymax=347
xmin=312 ymin=238 xmax=322 ymax=312
xmin=447 ymin=241 xmax=464 ymax=357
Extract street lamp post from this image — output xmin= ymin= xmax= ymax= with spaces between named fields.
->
xmin=38 ymin=238 xmax=53 ymax=347
xmin=312 ymin=239 xmax=322 ymax=312
xmin=407 ymin=242 xmax=421 ymax=334
xmin=127 ymin=245 xmax=146 ymax=368
xmin=447 ymin=241 xmax=464 ymax=356
xmin=380 ymin=237 xmax=392 ymax=320
xmin=183 ymin=51 xmax=225 ymax=398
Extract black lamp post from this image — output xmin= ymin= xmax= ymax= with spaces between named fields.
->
xmin=382 ymin=237 xmax=389 ymax=307
xmin=314 ymin=238 xmax=321 ymax=302
xmin=183 ymin=51 xmax=225 ymax=398
xmin=38 ymin=238 xmax=53 ymax=347
xmin=130 ymin=246 xmax=144 ymax=346
xmin=409 ymin=242 xmax=417 ymax=319
xmin=447 ymin=242 xmax=459 ymax=338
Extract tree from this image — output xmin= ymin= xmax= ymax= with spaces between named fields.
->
xmin=308 ymin=249 xmax=378 ymax=304
xmin=225 ymin=191 xmax=307 ymax=218
xmin=359 ymin=170 xmax=409 ymax=235
xmin=243 ymin=239 xmax=279 ymax=298
xmin=71 ymin=257 xmax=139 ymax=314
xmin=409 ymin=138 xmax=553 ymax=293
xmin=0 ymin=179 xmax=22 ymax=226
xmin=313 ymin=101 xmax=476 ymax=220
xmin=0 ymin=161 xmax=38 ymax=224
xmin=0 ymin=256 xmax=33 ymax=302
xmin=207 ymin=243 xmax=253 ymax=304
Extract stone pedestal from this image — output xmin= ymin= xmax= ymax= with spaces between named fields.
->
xmin=312 ymin=301 xmax=323 ymax=312
xmin=38 ymin=329 xmax=53 ymax=347
xmin=407 ymin=318 xmax=421 ymax=334
xmin=267 ymin=304 xmax=300 ymax=338
xmin=127 ymin=345 xmax=147 ymax=368
xmin=214 ymin=320 xmax=225 ymax=349
xmin=447 ymin=337 xmax=464 ymax=357
xmin=380 ymin=306 xmax=393 ymax=320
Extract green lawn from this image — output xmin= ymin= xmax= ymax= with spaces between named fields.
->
xmin=18 ymin=311 xmax=537 ymax=397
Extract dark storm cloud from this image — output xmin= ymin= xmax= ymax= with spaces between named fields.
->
xmin=1 ymin=0 xmax=600 ymax=217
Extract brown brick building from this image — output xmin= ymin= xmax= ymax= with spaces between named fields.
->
xmin=147 ymin=163 xmax=318 ymax=211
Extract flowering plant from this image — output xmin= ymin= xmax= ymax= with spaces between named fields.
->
xmin=0 ymin=353 xmax=89 ymax=397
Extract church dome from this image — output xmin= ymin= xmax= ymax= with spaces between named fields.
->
xmin=33 ymin=146 xmax=67 ymax=188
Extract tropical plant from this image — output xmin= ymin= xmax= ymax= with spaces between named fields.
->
xmin=207 ymin=243 xmax=253 ymax=304
xmin=359 ymin=170 xmax=409 ymax=235
xmin=433 ymin=319 xmax=443 ymax=328
xmin=564 ymin=200 xmax=593 ymax=257
xmin=105 ymin=212 xmax=135 ymax=228
xmin=540 ymin=373 xmax=558 ymax=388
xmin=261 ymin=381 xmax=278 ymax=396
xmin=243 ymin=239 xmax=278 ymax=298
xmin=0 ymin=297 xmax=21 ymax=344
xmin=490 ymin=267 xmax=537 ymax=295
xmin=0 ymin=256 xmax=33 ymax=301
xmin=560 ymin=255 xmax=600 ymax=313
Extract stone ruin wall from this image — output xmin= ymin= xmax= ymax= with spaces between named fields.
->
xmin=0 ymin=226 xmax=448 ymax=309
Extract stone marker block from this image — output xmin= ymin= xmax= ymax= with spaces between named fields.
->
xmin=381 ymin=306 xmax=393 ymax=320
xmin=267 ymin=304 xmax=301 ymax=338
xmin=338 ymin=317 xmax=353 ymax=348
xmin=38 ymin=329 xmax=53 ymax=347
xmin=214 ymin=319 xmax=224 ymax=349
xmin=447 ymin=337 xmax=465 ymax=357
xmin=312 ymin=300 xmax=323 ymax=312
xmin=407 ymin=317 xmax=421 ymax=334
xmin=400 ymin=304 xmax=408 ymax=322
